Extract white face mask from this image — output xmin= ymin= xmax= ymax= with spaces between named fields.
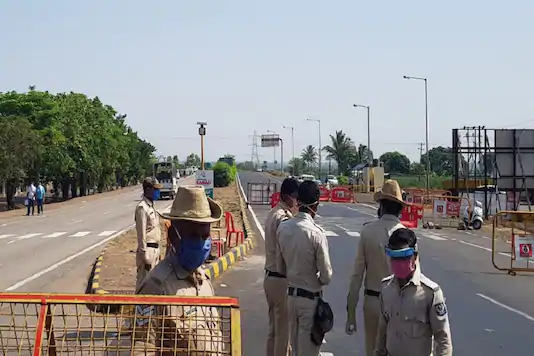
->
xmin=299 ymin=201 xmax=319 ymax=218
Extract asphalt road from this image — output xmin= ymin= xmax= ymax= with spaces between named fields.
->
xmin=214 ymin=171 xmax=534 ymax=356
xmin=0 ymin=176 xmax=195 ymax=293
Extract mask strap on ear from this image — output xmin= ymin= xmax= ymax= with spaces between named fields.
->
xmin=299 ymin=200 xmax=319 ymax=215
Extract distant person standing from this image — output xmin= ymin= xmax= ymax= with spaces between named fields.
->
xmin=135 ymin=177 xmax=164 ymax=289
xmin=36 ymin=182 xmax=46 ymax=215
xmin=264 ymin=177 xmax=300 ymax=356
xmin=26 ymin=182 xmax=36 ymax=216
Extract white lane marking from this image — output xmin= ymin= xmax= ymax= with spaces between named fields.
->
xmin=347 ymin=231 xmax=361 ymax=237
xmin=357 ymin=203 xmax=377 ymax=210
xmin=236 ymin=174 xmax=265 ymax=240
xmin=335 ymin=224 xmax=349 ymax=232
xmin=0 ymin=234 xmax=14 ymax=240
xmin=458 ymin=240 xmax=512 ymax=257
xmin=98 ymin=231 xmax=116 ymax=237
xmin=16 ymin=233 xmax=42 ymax=240
xmin=5 ymin=224 xmax=134 ymax=291
xmin=320 ymin=353 xmax=333 ymax=355
xmin=103 ymin=211 xmax=109 ymax=215
xmin=42 ymin=232 xmax=67 ymax=238
xmin=477 ymin=293 xmax=534 ymax=322
xmin=69 ymin=231 xmax=91 ymax=237
xmin=0 ymin=223 xmax=8 ymax=227
xmin=346 ymin=206 xmax=376 ymax=217
xmin=423 ymin=232 xmax=448 ymax=241
xmin=325 ymin=231 xmax=339 ymax=237
xmin=68 ymin=219 xmax=83 ymax=225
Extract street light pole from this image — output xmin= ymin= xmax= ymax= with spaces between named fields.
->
xmin=307 ymin=118 xmax=322 ymax=180
xmin=353 ymin=104 xmax=371 ymax=164
xmin=283 ymin=125 xmax=295 ymax=176
xmin=403 ymin=75 xmax=430 ymax=192
xmin=196 ymin=122 xmax=207 ymax=170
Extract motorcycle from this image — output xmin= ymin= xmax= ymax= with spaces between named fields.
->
xmin=460 ymin=201 xmax=484 ymax=230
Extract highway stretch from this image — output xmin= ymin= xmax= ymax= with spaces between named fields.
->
xmin=213 ymin=171 xmax=534 ymax=355
xmin=0 ymin=176 xmax=195 ymax=293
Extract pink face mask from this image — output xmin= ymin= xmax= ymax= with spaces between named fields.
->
xmin=390 ymin=259 xmax=415 ymax=279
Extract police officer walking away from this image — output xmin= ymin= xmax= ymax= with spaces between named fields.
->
xmin=376 ymin=228 xmax=452 ymax=356
xmin=135 ymin=177 xmax=164 ymax=289
xmin=277 ymin=180 xmax=333 ymax=356
xmin=264 ymin=178 xmax=300 ymax=356
xmin=345 ymin=179 xmax=407 ymax=356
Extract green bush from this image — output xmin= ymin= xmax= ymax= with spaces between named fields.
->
xmin=229 ymin=164 xmax=237 ymax=183
xmin=337 ymin=175 xmax=349 ymax=185
xmin=213 ymin=162 xmax=232 ymax=187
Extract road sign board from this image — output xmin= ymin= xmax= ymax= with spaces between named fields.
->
xmin=195 ymin=170 xmax=214 ymax=199
xmin=261 ymin=134 xmax=280 ymax=147
xmin=514 ymin=235 xmax=534 ymax=260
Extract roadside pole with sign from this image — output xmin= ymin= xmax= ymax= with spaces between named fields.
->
xmin=196 ymin=169 xmax=214 ymax=199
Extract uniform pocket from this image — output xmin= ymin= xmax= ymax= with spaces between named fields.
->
xmin=405 ymin=312 xmax=428 ymax=338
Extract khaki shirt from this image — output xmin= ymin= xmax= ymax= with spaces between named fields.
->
xmin=264 ymin=202 xmax=293 ymax=274
xmin=375 ymin=269 xmax=453 ymax=356
xmin=134 ymin=254 xmax=225 ymax=355
xmin=347 ymin=214 xmax=405 ymax=317
xmin=135 ymin=197 xmax=162 ymax=252
xmin=277 ymin=212 xmax=333 ymax=292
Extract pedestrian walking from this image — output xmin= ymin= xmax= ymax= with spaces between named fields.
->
xmin=277 ymin=180 xmax=333 ymax=356
xmin=264 ymin=177 xmax=300 ymax=356
xmin=36 ymin=182 xmax=46 ymax=215
xmin=25 ymin=182 xmax=36 ymax=216
xmin=134 ymin=177 xmax=164 ymax=289
xmin=134 ymin=185 xmax=225 ymax=353
xmin=345 ymin=179 xmax=408 ymax=356
xmin=375 ymin=228 xmax=453 ymax=356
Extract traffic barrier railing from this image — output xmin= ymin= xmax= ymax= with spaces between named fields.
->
xmin=270 ymin=192 xmax=281 ymax=208
xmin=405 ymin=189 xmax=451 ymax=206
xmin=400 ymin=204 xmax=424 ymax=229
xmin=330 ymin=187 xmax=354 ymax=203
xmin=492 ymin=211 xmax=534 ymax=275
xmin=319 ymin=186 xmax=331 ymax=201
xmin=421 ymin=195 xmax=470 ymax=228
xmin=0 ymin=293 xmax=241 ymax=355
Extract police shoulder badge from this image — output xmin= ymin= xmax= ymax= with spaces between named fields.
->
xmin=435 ymin=302 xmax=447 ymax=317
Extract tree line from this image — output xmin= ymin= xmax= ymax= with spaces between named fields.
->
xmin=0 ymin=87 xmax=156 ymax=209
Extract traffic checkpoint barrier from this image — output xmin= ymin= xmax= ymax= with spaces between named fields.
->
xmin=400 ymin=204 xmax=424 ymax=229
xmin=492 ymin=210 xmax=534 ymax=276
xmin=88 ymin=174 xmax=257 ymax=308
xmin=421 ymin=195 xmax=470 ymax=229
xmin=269 ymin=186 xmax=356 ymax=205
xmin=405 ymin=189 xmax=451 ymax=206
xmin=0 ymin=293 xmax=242 ymax=356
xmin=319 ymin=186 xmax=331 ymax=201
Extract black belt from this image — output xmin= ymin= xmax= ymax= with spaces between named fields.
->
xmin=288 ymin=287 xmax=321 ymax=300
xmin=147 ymin=242 xmax=159 ymax=248
xmin=266 ymin=270 xmax=286 ymax=278
xmin=364 ymin=289 xmax=380 ymax=297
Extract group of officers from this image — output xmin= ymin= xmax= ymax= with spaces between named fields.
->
xmin=264 ymin=178 xmax=453 ymax=356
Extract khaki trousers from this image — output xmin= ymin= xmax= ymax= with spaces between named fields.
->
xmin=264 ymin=275 xmax=290 ymax=356
xmin=135 ymin=247 xmax=160 ymax=290
xmin=363 ymin=294 xmax=381 ymax=356
xmin=288 ymin=295 xmax=321 ymax=356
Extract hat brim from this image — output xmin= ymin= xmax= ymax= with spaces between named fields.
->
xmin=373 ymin=191 xmax=406 ymax=206
xmin=153 ymin=183 xmax=163 ymax=189
xmin=159 ymin=197 xmax=223 ymax=223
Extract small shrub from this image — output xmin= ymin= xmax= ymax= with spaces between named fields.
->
xmin=213 ymin=162 xmax=231 ymax=187
xmin=229 ymin=164 xmax=237 ymax=183
xmin=337 ymin=175 xmax=349 ymax=185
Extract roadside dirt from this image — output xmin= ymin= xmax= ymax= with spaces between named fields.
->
xmin=99 ymin=181 xmax=245 ymax=292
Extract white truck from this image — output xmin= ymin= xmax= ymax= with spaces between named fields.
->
xmin=153 ymin=162 xmax=178 ymax=200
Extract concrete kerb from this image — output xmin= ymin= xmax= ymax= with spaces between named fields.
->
xmin=87 ymin=175 xmax=256 ymax=299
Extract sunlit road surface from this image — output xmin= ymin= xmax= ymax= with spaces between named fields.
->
xmin=0 ymin=176 xmax=195 ymax=293
xmin=213 ymin=171 xmax=534 ymax=356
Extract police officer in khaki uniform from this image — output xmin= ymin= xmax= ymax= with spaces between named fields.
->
xmin=346 ymin=180 xmax=408 ymax=356
xmin=135 ymin=177 xmax=164 ymax=289
xmin=277 ymin=180 xmax=333 ymax=356
xmin=264 ymin=178 xmax=300 ymax=356
xmin=134 ymin=185 xmax=226 ymax=355
xmin=376 ymin=228 xmax=453 ymax=356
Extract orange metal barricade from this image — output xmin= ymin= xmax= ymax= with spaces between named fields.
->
xmin=400 ymin=204 xmax=424 ymax=229
xmin=0 ymin=293 xmax=241 ymax=355
xmin=492 ymin=211 xmax=534 ymax=275
xmin=330 ymin=187 xmax=354 ymax=203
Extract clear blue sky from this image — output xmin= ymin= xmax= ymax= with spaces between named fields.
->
xmin=2 ymin=1 xmax=534 ymax=164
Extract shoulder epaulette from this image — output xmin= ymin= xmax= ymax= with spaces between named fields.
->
xmin=420 ymin=275 xmax=440 ymax=292
xmin=381 ymin=275 xmax=394 ymax=283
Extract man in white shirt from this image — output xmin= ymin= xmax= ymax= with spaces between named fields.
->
xmin=26 ymin=183 xmax=36 ymax=216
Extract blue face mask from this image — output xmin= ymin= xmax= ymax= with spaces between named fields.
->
xmin=171 ymin=234 xmax=212 ymax=271
xmin=152 ymin=189 xmax=160 ymax=201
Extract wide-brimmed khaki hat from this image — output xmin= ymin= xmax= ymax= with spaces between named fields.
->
xmin=143 ymin=176 xmax=163 ymax=189
xmin=373 ymin=179 xmax=406 ymax=205
xmin=161 ymin=185 xmax=223 ymax=223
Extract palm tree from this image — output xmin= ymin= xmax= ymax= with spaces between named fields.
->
xmin=301 ymin=145 xmax=318 ymax=172
xmin=357 ymin=144 xmax=373 ymax=164
xmin=288 ymin=157 xmax=306 ymax=176
xmin=322 ymin=130 xmax=359 ymax=175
